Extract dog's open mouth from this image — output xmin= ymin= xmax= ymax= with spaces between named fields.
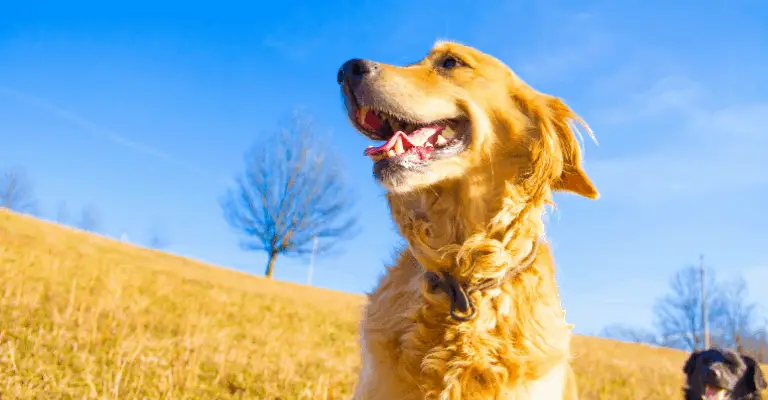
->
xmin=354 ymin=107 xmax=468 ymax=164
xmin=704 ymin=385 xmax=728 ymax=400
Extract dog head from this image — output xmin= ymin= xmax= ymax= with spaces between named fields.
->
xmin=683 ymin=348 xmax=767 ymax=399
xmin=337 ymin=40 xmax=598 ymax=201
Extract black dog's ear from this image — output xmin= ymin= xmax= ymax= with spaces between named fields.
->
xmin=684 ymin=351 xmax=701 ymax=375
xmin=724 ymin=349 xmax=746 ymax=369
xmin=742 ymin=354 xmax=767 ymax=391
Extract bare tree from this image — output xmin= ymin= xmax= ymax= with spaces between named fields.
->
xmin=220 ymin=111 xmax=358 ymax=278
xmin=600 ymin=323 xmax=664 ymax=346
xmin=147 ymin=223 xmax=170 ymax=249
xmin=653 ymin=266 xmax=720 ymax=351
xmin=78 ymin=204 xmax=101 ymax=232
xmin=603 ymin=268 xmax=765 ymax=354
xmin=0 ymin=166 xmax=38 ymax=214
xmin=56 ymin=201 xmax=70 ymax=224
xmin=737 ymin=328 xmax=768 ymax=363
xmin=710 ymin=275 xmax=758 ymax=349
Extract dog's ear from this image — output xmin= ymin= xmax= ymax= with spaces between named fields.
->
xmin=724 ymin=349 xmax=746 ymax=369
xmin=742 ymin=354 xmax=767 ymax=391
xmin=683 ymin=351 xmax=700 ymax=375
xmin=543 ymin=97 xmax=600 ymax=200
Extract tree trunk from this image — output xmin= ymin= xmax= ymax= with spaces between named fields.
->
xmin=265 ymin=251 xmax=277 ymax=278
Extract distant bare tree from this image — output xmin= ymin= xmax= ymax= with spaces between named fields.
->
xmin=147 ymin=223 xmax=170 ymax=249
xmin=55 ymin=201 xmax=70 ymax=224
xmin=603 ymin=268 xmax=765 ymax=354
xmin=78 ymin=204 xmax=101 ymax=232
xmin=0 ymin=166 xmax=38 ymax=214
xmin=220 ymin=111 xmax=358 ymax=278
xmin=710 ymin=275 xmax=758 ymax=349
xmin=736 ymin=328 xmax=768 ymax=363
xmin=601 ymin=323 xmax=662 ymax=345
xmin=653 ymin=266 xmax=719 ymax=351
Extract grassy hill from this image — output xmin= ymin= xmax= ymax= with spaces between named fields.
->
xmin=0 ymin=209 xmax=712 ymax=399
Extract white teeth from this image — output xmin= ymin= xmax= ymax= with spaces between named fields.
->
xmin=394 ymin=137 xmax=404 ymax=154
xmin=442 ymin=126 xmax=456 ymax=139
xmin=425 ymin=142 xmax=433 ymax=147
xmin=435 ymin=135 xmax=448 ymax=146
xmin=358 ymin=107 xmax=369 ymax=126
xmin=387 ymin=150 xmax=396 ymax=157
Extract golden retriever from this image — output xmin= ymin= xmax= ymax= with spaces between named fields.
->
xmin=337 ymin=40 xmax=599 ymax=400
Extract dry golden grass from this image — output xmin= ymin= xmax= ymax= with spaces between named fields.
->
xmin=1 ymin=208 xmax=760 ymax=399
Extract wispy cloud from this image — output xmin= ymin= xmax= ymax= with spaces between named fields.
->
xmin=261 ymin=36 xmax=323 ymax=61
xmin=594 ymin=76 xmax=705 ymax=125
xmin=585 ymin=74 xmax=768 ymax=204
xmin=0 ymin=87 xmax=228 ymax=184
xmin=514 ymin=11 xmax=615 ymax=85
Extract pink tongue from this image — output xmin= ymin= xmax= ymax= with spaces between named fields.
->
xmin=705 ymin=388 xmax=720 ymax=399
xmin=363 ymin=127 xmax=441 ymax=156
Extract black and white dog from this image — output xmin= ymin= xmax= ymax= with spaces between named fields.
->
xmin=683 ymin=348 xmax=766 ymax=399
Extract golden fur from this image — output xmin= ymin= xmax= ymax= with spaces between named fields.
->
xmin=341 ymin=41 xmax=599 ymax=399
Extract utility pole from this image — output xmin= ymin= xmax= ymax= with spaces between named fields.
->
xmin=307 ymin=236 xmax=318 ymax=286
xmin=701 ymin=254 xmax=710 ymax=350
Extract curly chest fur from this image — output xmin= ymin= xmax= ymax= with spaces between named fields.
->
xmin=356 ymin=249 xmax=574 ymax=400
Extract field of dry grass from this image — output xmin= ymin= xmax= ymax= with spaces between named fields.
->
xmin=0 ymin=208 xmax=751 ymax=399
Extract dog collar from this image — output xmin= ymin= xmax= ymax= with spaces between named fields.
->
xmin=424 ymin=238 xmax=540 ymax=322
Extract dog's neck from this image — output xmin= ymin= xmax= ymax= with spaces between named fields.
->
xmin=386 ymin=171 xmax=549 ymax=283
xmin=386 ymin=176 xmax=573 ymax=398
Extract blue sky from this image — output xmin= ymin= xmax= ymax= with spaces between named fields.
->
xmin=2 ymin=0 xmax=767 ymax=335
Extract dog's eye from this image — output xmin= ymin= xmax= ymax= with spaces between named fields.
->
xmin=440 ymin=56 xmax=459 ymax=70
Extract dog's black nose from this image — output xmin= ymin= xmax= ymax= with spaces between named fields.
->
xmin=338 ymin=58 xmax=378 ymax=87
